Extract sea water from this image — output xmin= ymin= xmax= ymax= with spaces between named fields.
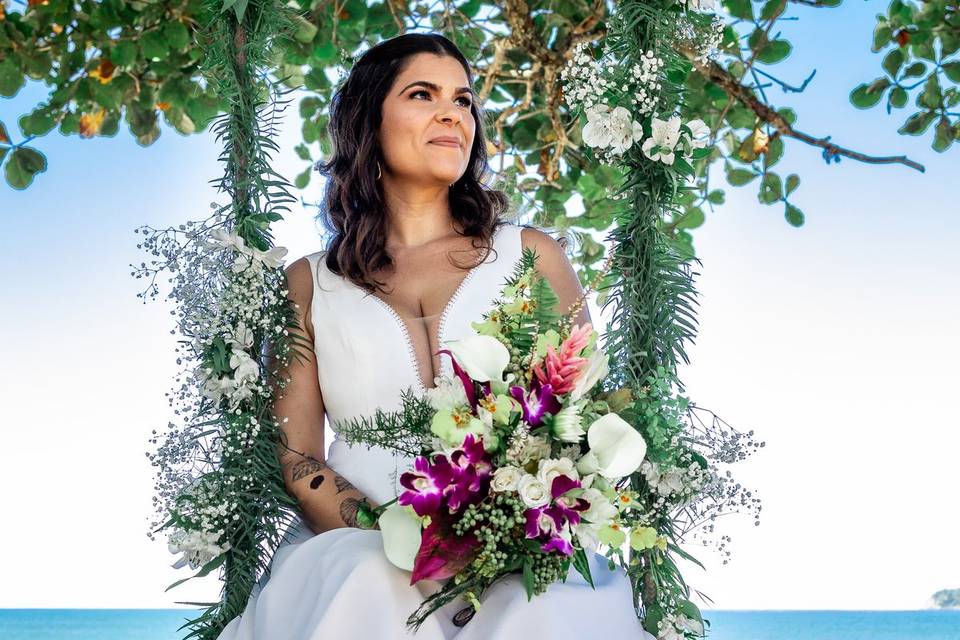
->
xmin=0 ymin=609 xmax=958 ymax=639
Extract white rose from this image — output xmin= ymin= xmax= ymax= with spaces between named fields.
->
xmin=517 ymin=474 xmax=550 ymax=508
xmin=491 ymin=465 xmax=523 ymax=492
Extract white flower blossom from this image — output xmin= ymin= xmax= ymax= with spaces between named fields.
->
xmin=683 ymin=118 xmax=711 ymax=150
xmin=230 ymin=348 xmax=260 ymax=384
xmin=641 ymin=115 xmax=682 ymax=165
xmin=168 ymin=526 xmax=230 ymax=571
xmin=536 ymin=457 xmax=579 ymax=490
xmin=517 ymin=474 xmax=551 ymax=508
xmin=425 ymin=374 xmax=468 ymax=412
xmin=582 ymin=104 xmax=645 ymax=155
xmin=506 ymin=433 xmax=551 ymax=466
xmin=491 ymin=465 xmax=524 ymax=492
xmin=551 ymin=405 xmax=585 ymax=443
xmin=569 ymin=348 xmax=609 ymax=402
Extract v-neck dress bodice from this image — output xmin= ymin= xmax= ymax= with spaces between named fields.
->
xmin=303 ymin=221 xmax=524 ymax=506
xmin=214 ymin=220 xmax=656 ymax=640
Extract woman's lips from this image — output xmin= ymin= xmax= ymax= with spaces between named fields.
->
xmin=429 ymin=140 xmax=460 ymax=148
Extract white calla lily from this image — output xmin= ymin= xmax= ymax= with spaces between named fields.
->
xmin=569 ymin=348 xmax=609 ymax=401
xmin=586 ymin=413 xmax=647 ymax=479
xmin=442 ymin=334 xmax=510 ymax=383
xmin=378 ymin=503 xmax=422 ymax=572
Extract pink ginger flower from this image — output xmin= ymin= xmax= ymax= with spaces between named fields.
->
xmin=532 ymin=323 xmax=593 ymax=395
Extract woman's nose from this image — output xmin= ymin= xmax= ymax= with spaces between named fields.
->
xmin=437 ymin=107 xmax=462 ymax=124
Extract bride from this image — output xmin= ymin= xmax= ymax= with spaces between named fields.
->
xmin=215 ymin=32 xmax=655 ymax=639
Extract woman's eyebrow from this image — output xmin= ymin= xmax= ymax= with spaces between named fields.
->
xmin=398 ymin=80 xmax=475 ymax=97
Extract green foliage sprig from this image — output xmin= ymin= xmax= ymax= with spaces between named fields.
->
xmin=138 ymin=0 xmax=312 ymax=638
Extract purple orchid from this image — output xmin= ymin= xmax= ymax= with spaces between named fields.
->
xmin=442 ymin=433 xmax=493 ymax=514
xmin=525 ymin=504 xmax=576 ymax=556
xmin=450 ymin=432 xmax=493 ymax=479
xmin=540 ymin=531 xmax=574 ymax=556
xmin=524 ymin=505 xmax=561 ymax=539
xmin=398 ymin=454 xmax=455 ymax=517
xmin=550 ymin=474 xmax=590 ymax=527
xmin=521 ymin=476 xmax=588 ymax=557
xmin=509 ymin=379 xmax=561 ymax=428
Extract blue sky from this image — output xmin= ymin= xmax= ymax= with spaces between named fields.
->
xmin=1 ymin=1 xmax=957 ymax=609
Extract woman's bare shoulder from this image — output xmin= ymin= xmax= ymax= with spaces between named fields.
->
xmin=284 ymin=255 xmax=321 ymax=341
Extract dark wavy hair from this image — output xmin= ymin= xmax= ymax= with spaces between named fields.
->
xmin=313 ymin=33 xmax=511 ymax=295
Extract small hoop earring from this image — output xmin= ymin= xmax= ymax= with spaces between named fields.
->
xmin=376 ymin=161 xmax=382 ymax=180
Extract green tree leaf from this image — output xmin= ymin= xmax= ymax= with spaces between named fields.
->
xmin=918 ymin=74 xmax=942 ymax=109
xmin=850 ymin=78 xmax=890 ymax=108
xmin=0 ymin=58 xmax=25 ymax=97
xmin=141 ymin=30 xmax=170 ymax=61
xmin=872 ymin=22 xmax=892 ymax=52
xmin=785 ymin=173 xmax=800 ymax=195
xmin=757 ymin=39 xmax=792 ymax=64
xmin=888 ymin=86 xmax=908 ymax=109
xmin=110 ymin=41 xmax=138 ymax=67
xmin=294 ymin=167 xmax=311 ymax=188
xmin=902 ymin=61 xmax=926 ymax=78
xmin=943 ymin=62 xmax=960 ymax=83
xmin=881 ymin=48 xmax=904 ymax=77
xmin=727 ymin=167 xmax=759 ymax=186
xmin=784 ymin=203 xmax=804 ymax=227
xmin=19 ymin=109 xmax=57 ymax=136
xmin=898 ymin=111 xmax=936 ymax=135
xmin=758 ymin=172 xmax=782 ymax=204
xmin=933 ymin=117 xmax=953 ymax=152
xmin=164 ymin=22 xmax=191 ymax=51
xmin=4 ymin=147 xmax=48 ymax=190
xmin=724 ymin=0 xmax=754 ymax=20
xmin=675 ymin=207 xmax=706 ymax=230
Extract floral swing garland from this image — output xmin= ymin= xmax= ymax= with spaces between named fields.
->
xmin=140 ymin=1 xmax=762 ymax=639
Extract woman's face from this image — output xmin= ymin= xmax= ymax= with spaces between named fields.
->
xmin=378 ymin=52 xmax=476 ymax=189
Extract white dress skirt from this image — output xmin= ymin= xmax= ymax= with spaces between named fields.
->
xmin=215 ymin=223 xmax=656 ymax=639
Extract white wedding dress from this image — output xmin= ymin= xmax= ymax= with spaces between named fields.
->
xmin=215 ymin=222 xmax=656 ymax=639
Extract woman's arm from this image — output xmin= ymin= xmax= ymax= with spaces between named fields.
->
xmin=520 ymin=227 xmax=594 ymax=328
xmin=266 ymin=256 xmax=379 ymax=534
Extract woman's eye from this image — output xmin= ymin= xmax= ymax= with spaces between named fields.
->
xmin=411 ymin=90 xmax=472 ymax=108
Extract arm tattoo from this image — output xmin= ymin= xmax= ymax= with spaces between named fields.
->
xmin=334 ymin=474 xmax=357 ymax=494
xmin=291 ymin=458 xmax=327 ymax=483
xmin=339 ymin=497 xmax=363 ymax=528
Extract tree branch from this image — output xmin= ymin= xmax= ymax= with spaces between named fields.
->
xmin=679 ymin=46 xmax=926 ymax=173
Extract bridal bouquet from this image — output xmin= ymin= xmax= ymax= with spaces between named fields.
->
xmin=336 ymin=248 xmax=663 ymax=632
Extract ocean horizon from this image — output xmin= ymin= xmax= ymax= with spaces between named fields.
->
xmin=0 ymin=608 xmax=958 ymax=639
